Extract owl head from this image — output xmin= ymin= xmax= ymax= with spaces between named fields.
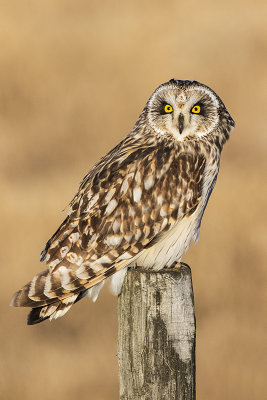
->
xmin=145 ymin=79 xmax=235 ymax=141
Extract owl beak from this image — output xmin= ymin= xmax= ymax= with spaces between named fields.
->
xmin=178 ymin=113 xmax=184 ymax=134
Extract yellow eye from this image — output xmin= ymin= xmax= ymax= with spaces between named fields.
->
xmin=191 ymin=105 xmax=201 ymax=114
xmin=164 ymin=104 xmax=173 ymax=113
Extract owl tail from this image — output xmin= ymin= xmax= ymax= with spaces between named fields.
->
xmin=18 ymin=282 xmax=105 ymax=325
xmin=27 ymin=293 xmax=83 ymax=325
xmin=11 ymin=260 xmax=129 ymax=324
xmin=10 ymin=266 xmax=91 ymax=325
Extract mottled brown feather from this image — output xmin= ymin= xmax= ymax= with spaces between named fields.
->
xmin=11 ymin=79 xmax=235 ymax=324
xmin=12 ymin=142 xmax=207 ymax=308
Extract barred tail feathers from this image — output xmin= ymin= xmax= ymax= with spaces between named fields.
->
xmin=10 ymin=260 xmax=130 ymax=324
xmin=27 ymin=295 xmax=79 ymax=325
xmin=27 ymin=282 xmax=106 ymax=325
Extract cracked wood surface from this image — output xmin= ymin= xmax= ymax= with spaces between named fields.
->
xmin=118 ymin=265 xmax=196 ymax=400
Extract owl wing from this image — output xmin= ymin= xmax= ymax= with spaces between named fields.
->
xmin=11 ymin=141 xmax=206 ymax=323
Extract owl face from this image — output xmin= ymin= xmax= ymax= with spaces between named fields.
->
xmin=147 ymin=79 xmax=223 ymax=140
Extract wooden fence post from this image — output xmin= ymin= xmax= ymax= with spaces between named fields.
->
xmin=117 ymin=264 xmax=196 ymax=400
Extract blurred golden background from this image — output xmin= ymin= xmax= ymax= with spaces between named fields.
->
xmin=1 ymin=1 xmax=266 ymax=399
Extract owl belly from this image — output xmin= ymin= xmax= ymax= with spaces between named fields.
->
xmin=135 ymin=208 xmax=201 ymax=271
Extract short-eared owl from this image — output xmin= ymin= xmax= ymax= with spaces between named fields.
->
xmin=11 ymin=79 xmax=235 ymax=324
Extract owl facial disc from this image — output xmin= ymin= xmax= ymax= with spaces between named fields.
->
xmin=147 ymin=79 xmax=223 ymax=141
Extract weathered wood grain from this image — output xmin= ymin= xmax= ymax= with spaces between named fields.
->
xmin=118 ymin=264 xmax=196 ymax=400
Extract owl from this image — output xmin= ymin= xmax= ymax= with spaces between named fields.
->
xmin=11 ymin=79 xmax=235 ymax=324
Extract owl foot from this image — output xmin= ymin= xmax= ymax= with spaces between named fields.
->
xmin=165 ymin=261 xmax=191 ymax=271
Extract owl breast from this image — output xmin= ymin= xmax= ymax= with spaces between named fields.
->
xmin=133 ymin=151 xmax=220 ymax=270
xmin=134 ymin=211 xmax=201 ymax=270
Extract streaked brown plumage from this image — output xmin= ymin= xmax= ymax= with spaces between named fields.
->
xmin=11 ymin=79 xmax=234 ymax=324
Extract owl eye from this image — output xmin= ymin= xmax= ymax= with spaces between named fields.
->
xmin=164 ymin=104 xmax=173 ymax=113
xmin=191 ymin=105 xmax=201 ymax=114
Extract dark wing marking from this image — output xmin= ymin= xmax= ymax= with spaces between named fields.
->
xmin=12 ymin=140 xmax=206 ymax=309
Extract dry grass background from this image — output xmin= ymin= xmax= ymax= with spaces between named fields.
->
xmin=1 ymin=1 xmax=266 ymax=399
